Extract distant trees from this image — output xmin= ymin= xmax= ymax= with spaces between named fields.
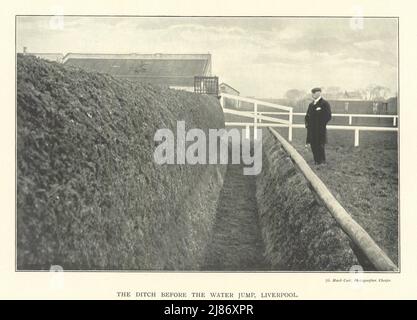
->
xmin=285 ymin=89 xmax=307 ymax=102
xmin=321 ymin=86 xmax=344 ymax=99
xmin=284 ymin=89 xmax=309 ymax=111
xmin=284 ymin=84 xmax=393 ymax=104
xmin=359 ymin=85 xmax=391 ymax=101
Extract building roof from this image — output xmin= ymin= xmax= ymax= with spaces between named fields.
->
xmin=63 ymin=53 xmax=212 ymax=87
xmin=219 ymin=82 xmax=240 ymax=94
xmin=27 ymin=53 xmax=64 ymax=62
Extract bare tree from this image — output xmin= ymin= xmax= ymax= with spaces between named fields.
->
xmin=285 ymin=89 xmax=307 ymax=106
xmin=322 ymin=86 xmax=341 ymax=99
xmin=361 ymin=84 xmax=391 ymax=101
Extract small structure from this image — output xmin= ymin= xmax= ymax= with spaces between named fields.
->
xmin=219 ymin=82 xmax=239 ymax=96
xmin=194 ymin=76 xmax=219 ymax=96
xmin=219 ymin=82 xmax=240 ymax=108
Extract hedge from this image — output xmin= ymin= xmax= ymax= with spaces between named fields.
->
xmin=17 ymin=55 xmax=226 ymax=270
xmin=256 ymin=130 xmax=359 ymax=271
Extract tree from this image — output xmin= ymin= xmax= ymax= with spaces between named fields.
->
xmin=323 ymin=86 xmax=344 ymax=99
xmin=361 ymin=84 xmax=391 ymax=101
xmin=285 ymin=89 xmax=306 ymax=102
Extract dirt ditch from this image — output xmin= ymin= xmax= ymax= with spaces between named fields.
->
xmin=202 ymin=161 xmax=269 ymax=271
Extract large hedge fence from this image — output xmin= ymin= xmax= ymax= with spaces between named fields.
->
xmin=17 ymin=55 xmax=226 ymax=270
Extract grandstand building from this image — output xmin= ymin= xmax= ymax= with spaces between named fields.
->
xmin=63 ymin=53 xmax=212 ymax=91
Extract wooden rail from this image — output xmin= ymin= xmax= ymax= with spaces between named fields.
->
xmin=220 ymin=93 xmax=398 ymax=146
xmin=257 ymin=111 xmax=398 ymax=126
xmin=220 ymin=93 xmax=293 ymax=141
xmin=226 ymin=122 xmax=398 ymax=147
xmin=220 ymin=93 xmax=292 ymax=111
xmin=268 ymin=127 xmax=398 ymax=272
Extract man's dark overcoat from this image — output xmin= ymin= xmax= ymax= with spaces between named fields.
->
xmin=305 ymin=98 xmax=332 ymax=145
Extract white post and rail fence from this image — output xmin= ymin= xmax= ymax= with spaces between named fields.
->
xmin=257 ymin=111 xmax=398 ymax=127
xmin=219 ymin=93 xmax=398 ymax=147
xmin=219 ymin=93 xmax=399 ymax=271
xmin=220 ymin=93 xmax=293 ymax=141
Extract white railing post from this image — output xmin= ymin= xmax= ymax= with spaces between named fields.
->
xmin=349 ymin=115 xmax=352 ymax=125
xmin=354 ymin=129 xmax=360 ymax=147
xmin=288 ymin=108 xmax=293 ymax=142
xmin=393 ymin=116 xmax=397 ymax=126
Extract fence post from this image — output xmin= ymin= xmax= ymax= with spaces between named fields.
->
xmin=393 ymin=116 xmax=397 ymax=126
xmin=354 ymin=129 xmax=360 ymax=147
xmin=288 ymin=108 xmax=293 ymax=142
xmin=349 ymin=115 xmax=352 ymax=125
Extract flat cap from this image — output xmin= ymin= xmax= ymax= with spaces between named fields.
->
xmin=311 ymin=87 xmax=322 ymax=93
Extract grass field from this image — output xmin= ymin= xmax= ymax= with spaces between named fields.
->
xmin=274 ymin=127 xmax=399 ymax=265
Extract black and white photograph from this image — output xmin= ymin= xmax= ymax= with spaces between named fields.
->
xmin=15 ymin=15 xmax=399 ymax=273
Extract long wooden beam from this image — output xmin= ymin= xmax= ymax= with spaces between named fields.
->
xmin=223 ymin=108 xmax=289 ymax=125
xmin=225 ymin=122 xmax=398 ymax=132
xmin=258 ymin=111 xmax=398 ymax=118
xmin=220 ymin=93 xmax=293 ymax=111
xmin=268 ymin=127 xmax=398 ymax=272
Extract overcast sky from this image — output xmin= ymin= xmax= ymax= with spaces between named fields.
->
xmin=17 ymin=16 xmax=398 ymax=98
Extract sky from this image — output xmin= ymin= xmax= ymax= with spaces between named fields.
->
xmin=16 ymin=16 xmax=398 ymax=98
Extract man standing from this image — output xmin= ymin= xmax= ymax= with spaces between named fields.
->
xmin=305 ymin=88 xmax=332 ymax=165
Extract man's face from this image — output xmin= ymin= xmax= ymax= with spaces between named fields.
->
xmin=312 ymin=91 xmax=321 ymax=99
